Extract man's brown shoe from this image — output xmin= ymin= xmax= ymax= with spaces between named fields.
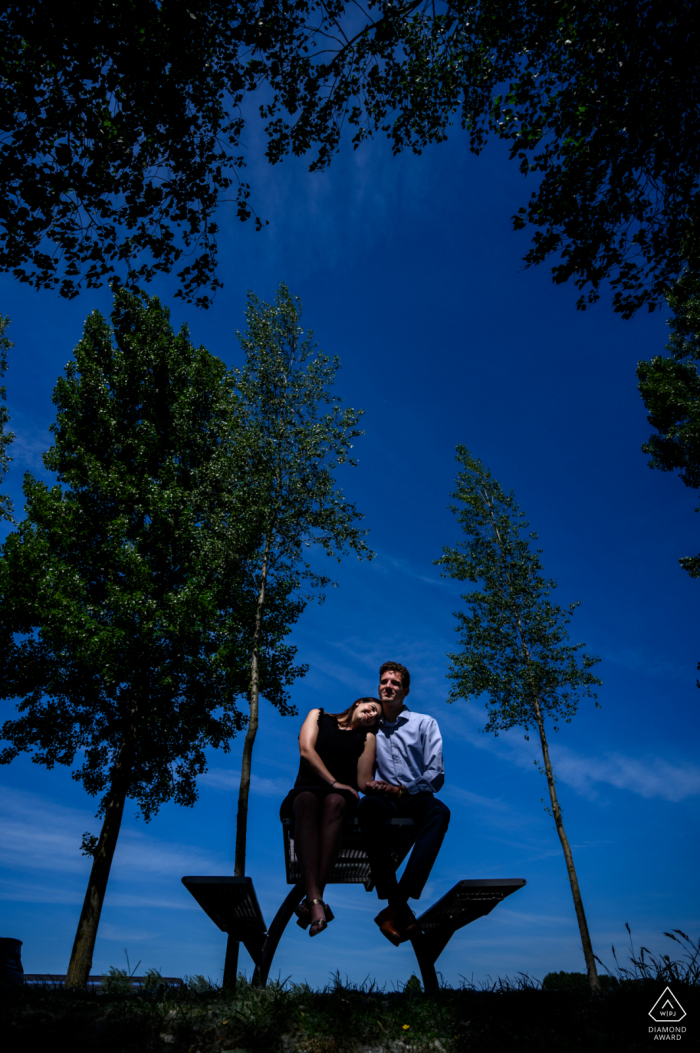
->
xmin=374 ymin=905 xmax=419 ymax=947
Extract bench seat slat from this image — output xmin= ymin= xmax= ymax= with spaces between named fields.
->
xmin=181 ymin=876 xmax=267 ymax=937
xmin=282 ymin=817 xmax=416 ymax=888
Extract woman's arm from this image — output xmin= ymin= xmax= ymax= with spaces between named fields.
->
xmin=297 ymin=709 xmax=347 ymax=790
xmin=298 ymin=709 xmax=360 ymax=798
xmin=356 ymin=733 xmax=377 ymax=792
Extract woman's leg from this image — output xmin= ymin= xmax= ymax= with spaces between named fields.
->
xmin=318 ymin=792 xmax=348 ymax=894
xmin=293 ymin=792 xmax=322 ymax=901
xmin=292 ymin=792 xmax=327 ymax=933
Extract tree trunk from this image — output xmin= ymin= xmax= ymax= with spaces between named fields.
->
xmin=234 ymin=537 xmax=270 ymax=877
xmin=65 ymin=741 xmax=132 ymax=988
xmin=533 ymin=698 xmax=600 ymax=994
xmin=483 ymin=490 xmax=600 ymax=995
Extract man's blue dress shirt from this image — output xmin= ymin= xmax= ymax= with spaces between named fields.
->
xmin=374 ymin=706 xmax=445 ymax=795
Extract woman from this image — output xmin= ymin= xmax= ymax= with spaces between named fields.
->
xmin=280 ymin=697 xmax=381 ymax=937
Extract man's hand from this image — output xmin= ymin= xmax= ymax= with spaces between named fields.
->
xmin=365 ymin=780 xmax=404 ymax=798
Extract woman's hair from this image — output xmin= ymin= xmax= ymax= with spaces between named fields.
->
xmin=328 ymin=696 xmax=381 ymax=729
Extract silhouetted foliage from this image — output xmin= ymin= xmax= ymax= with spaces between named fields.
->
xmin=0 ymin=2 xmax=266 ymax=307
xmin=3 ymin=2 xmax=697 ymax=313
xmin=0 ymin=287 xmax=301 ymax=985
xmin=638 ymin=276 xmax=700 ymax=578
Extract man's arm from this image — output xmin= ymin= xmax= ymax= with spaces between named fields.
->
xmin=403 ymin=716 xmax=444 ymax=794
xmin=365 ymin=716 xmax=445 ymax=797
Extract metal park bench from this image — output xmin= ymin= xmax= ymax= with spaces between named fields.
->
xmin=183 ymin=816 xmax=526 ymax=993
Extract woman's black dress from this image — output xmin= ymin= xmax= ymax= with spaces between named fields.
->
xmin=279 ymin=709 xmax=368 ymax=830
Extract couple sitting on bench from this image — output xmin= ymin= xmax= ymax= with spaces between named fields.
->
xmin=279 ymin=661 xmax=450 ymax=944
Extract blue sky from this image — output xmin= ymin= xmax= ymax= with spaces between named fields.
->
xmin=1 ymin=122 xmax=698 ymax=991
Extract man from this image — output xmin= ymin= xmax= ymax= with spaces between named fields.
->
xmin=358 ymin=661 xmax=450 ymax=946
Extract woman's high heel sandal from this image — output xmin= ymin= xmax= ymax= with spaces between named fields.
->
xmin=308 ymin=898 xmax=328 ymax=937
xmin=294 ymin=899 xmax=335 ymax=929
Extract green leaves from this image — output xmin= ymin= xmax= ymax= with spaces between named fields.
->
xmin=4 ymin=3 xmax=696 ymax=312
xmin=437 ymin=446 xmax=601 ymax=734
xmin=0 ymin=282 xmax=367 ymax=831
xmin=252 ymin=1 xmax=700 ymax=317
xmin=223 ymin=282 xmax=370 ymax=874
xmin=439 ymin=447 xmax=603 ymax=991
xmin=0 ymin=2 xmax=263 ymax=305
xmin=0 ymin=286 xmax=300 ymax=819
xmin=233 ymin=282 xmax=372 ymax=598
xmin=637 ymin=275 xmax=700 ymax=577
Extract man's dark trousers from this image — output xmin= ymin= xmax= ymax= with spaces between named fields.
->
xmin=358 ymin=792 xmax=450 ymax=905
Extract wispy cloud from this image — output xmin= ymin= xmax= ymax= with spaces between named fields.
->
xmin=441 ymin=706 xmax=700 ymax=802
xmin=0 ymin=877 xmax=84 ymax=905
xmin=292 ymin=651 xmax=371 ymax=693
xmin=303 ymin=634 xmax=454 ymax=708
xmin=200 ymin=769 xmax=290 ymax=798
xmin=112 ymin=830 xmax=227 ymax=878
xmin=442 ymin=785 xmax=513 ymax=813
xmin=97 ymin=923 xmax=163 ymax=943
xmin=367 ymin=550 xmax=459 ymax=592
xmin=0 ymin=791 xmax=94 ymax=876
xmin=9 ymin=429 xmax=51 ymax=473
xmin=0 ymin=785 xmax=227 ymax=880
xmin=0 ymin=876 xmax=198 ymax=912
xmin=216 ymin=103 xmax=454 ymax=286
xmin=598 ymin=644 xmax=693 ymax=684
xmin=551 ymin=747 xmax=700 ymax=802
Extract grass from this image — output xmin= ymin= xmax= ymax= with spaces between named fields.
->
xmin=3 ymin=931 xmax=698 ymax=1052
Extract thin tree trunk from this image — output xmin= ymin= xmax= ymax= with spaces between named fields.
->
xmin=483 ymin=489 xmax=600 ymax=995
xmin=533 ymin=697 xmax=600 ymax=994
xmin=65 ymin=741 xmax=132 ymax=988
xmin=234 ymin=536 xmax=270 ymax=877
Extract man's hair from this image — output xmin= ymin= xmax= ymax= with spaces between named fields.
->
xmin=379 ymin=661 xmax=410 ymax=690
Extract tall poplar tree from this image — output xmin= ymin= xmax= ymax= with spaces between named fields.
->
xmin=438 ymin=447 xmax=603 ymax=994
xmin=231 ymin=284 xmax=371 ymax=880
xmin=0 ymin=288 xmax=299 ymax=987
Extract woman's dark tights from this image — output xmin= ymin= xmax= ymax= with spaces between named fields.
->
xmin=292 ymin=791 xmax=347 ymax=927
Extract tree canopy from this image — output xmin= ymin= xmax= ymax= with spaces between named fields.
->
xmin=438 ymin=446 xmax=601 ymax=990
xmin=638 ymin=277 xmax=700 ymax=578
xmin=1 ymin=1 xmax=264 ymax=307
xmin=3 ymin=2 xmax=697 ymax=313
xmin=254 ymin=0 xmax=699 ymax=317
xmin=0 ymin=291 xmax=255 ymax=816
xmin=438 ymin=447 xmax=601 ymax=736
xmin=230 ymin=283 xmax=370 ymax=879
xmin=0 ymin=287 xmax=302 ymax=984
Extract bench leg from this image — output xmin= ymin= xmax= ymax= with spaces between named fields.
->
xmin=408 ymin=931 xmax=439 ymax=995
xmin=252 ymin=881 xmax=305 ymax=988
xmin=223 ymin=936 xmax=240 ymax=991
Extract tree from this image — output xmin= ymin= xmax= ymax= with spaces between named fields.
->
xmin=4 ymin=3 xmax=698 ymax=315
xmin=0 ymin=314 xmax=14 ymax=521
xmin=638 ymin=275 xmax=700 ymax=578
xmin=0 ymin=1 xmax=267 ymax=308
xmin=231 ymin=283 xmax=371 ymax=882
xmin=0 ymin=287 xmax=300 ymax=987
xmin=254 ymin=0 xmax=700 ymax=318
xmin=437 ymin=447 xmax=602 ymax=993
